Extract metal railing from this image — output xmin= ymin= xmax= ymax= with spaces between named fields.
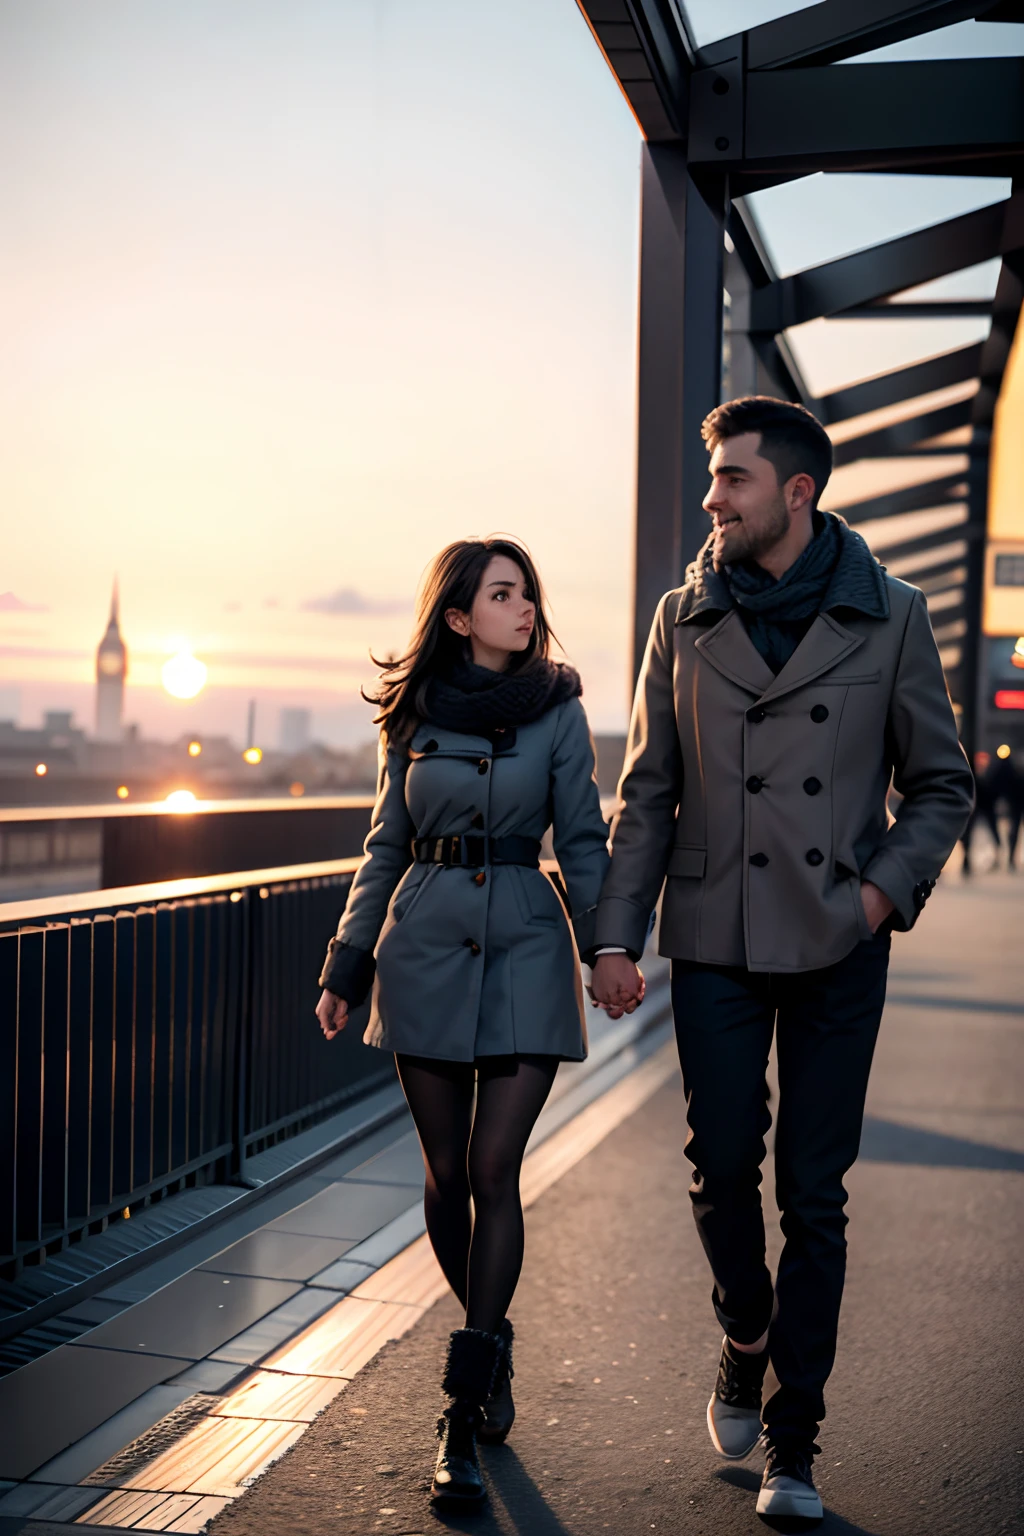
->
xmin=0 ymin=858 xmax=390 ymax=1278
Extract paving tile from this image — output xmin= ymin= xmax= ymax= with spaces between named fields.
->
xmin=214 ymin=1368 xmax=345 ymax=1422
xmin=28 ymin=1384 xmax=199 ymax=1486
xmin=0 ymin=1482 xmax=80 ymax=1517
xmin=164 ymin=1494 xmax=234 ymax=1532
xmin=349 ymin=1234 xmax=447 ymax=1311
xmin=264 ymin=1295 xmax=423 ymax=1379
xmin=166 ymin=1359 xmax=250 ymax=1394
xmin=0 ymin=1345 xmax=187 ymax=1481
xmin=198 ymin=1231 xmax=356 ymax=1282
xmin=264 ymin=1181 xmax=416 ymax=1241
xmin=304 ymin=1257 xmax=375 ymax=1294
xmin=334 ymin=1202 xmax=426 ymax=1271
xmin=115 ymin=1413 xmax=304 ymax=1498
xmin=342 ymin=1132 xmax=425 ymax=1188
xmin=76 ymin=1270 xmax=301 ymax=1362
xmin=77 ymin=1487 xmax=183 ymax=1527
xmin=208 ymin=1287 xmax=337 ymax=1366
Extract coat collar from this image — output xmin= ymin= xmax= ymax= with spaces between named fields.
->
xmin=676 ymin=512 xmax=890 ymax=628
xmin=693 ymin=608 xmax=868 ymax=703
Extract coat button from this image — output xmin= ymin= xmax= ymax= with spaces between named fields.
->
xmin=464 ymin=939 xmax=481 ymax=955
xmin=422 ymin=739 xmax=438 ymax=753
xmin=806 ymin=848 xmax=824 ymax=866
xmin=749 ymin=852 xmax=769 ymax=868
xmin=810 ymin=704 xmax=829 ymax=723
xmin=477 ymin=759 xmax=490 ymax=775
xmin=803 ymin=776 xmax=822 ymax=796
xmin=470 ymin=812 xmax=485 ymax=830
xmin=746 ymin=775 xmax=764 ymax=794
xmin=747 ymin=706 xmax=767 ymax=723
xmin=473 ymin=871 xmax=486 ymax=886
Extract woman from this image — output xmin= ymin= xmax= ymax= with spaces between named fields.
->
xmin=315 ymin=536 xmax=618 ymax=1510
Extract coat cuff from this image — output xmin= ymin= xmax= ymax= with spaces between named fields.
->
xmin=860 ymin=848 xmax=927 ymax=932
xmin=587 ymin=895 xmax=649 ymax=965
xmin=572 ymin=904 xmax=599 ymax=964
xmin=318 ymin=939 xmax=376 ymax=1005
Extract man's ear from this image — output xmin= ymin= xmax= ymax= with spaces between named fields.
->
xmin=787 ymin=472 xmax=816 ymax=514
xmin=445 ymin=608 xmax=470 ymax=636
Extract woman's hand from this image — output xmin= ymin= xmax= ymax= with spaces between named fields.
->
xmin=590 ymin=955 xmax=645 ymax=1019
xmin=316 ymin=989 xmax=349 ymax=1040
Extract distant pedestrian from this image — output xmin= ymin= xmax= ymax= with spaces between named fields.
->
xmin=590 ymin=398 xmax=974 ymax=1523
xmin=979 ymin=750 xmax=1023 ymax=870
xmin=315 ymin=537 xmax=613 ymax=1512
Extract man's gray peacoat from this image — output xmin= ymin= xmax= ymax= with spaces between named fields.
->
xmin=323 ymin=697 xmax=610 ymax=1061
xmin=594 ymin=530 xmax=975 ymax=973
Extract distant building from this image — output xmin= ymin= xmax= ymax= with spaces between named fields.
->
xmin=279 ymin=707 xmax=312 ymax=754
xmin=95 ymin=580 xmax=127 ymax=742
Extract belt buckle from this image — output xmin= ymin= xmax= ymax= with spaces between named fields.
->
xmin=450 ymin=835 xmax=462 ymax=867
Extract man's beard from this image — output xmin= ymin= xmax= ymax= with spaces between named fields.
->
xmin=713 ymin=494 xmax=791 ymax=570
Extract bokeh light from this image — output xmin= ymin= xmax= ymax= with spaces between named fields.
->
xmin=162 ymin=652 xmax=208 ymax=700
xmin=34 ymin=762 xmax=47 ymax=776
xmin=165 ymin=789 xmax=198 ymax=811
xmin=116 ymin=785 xmax=130 ymax=799
xmin=243 ymin=747 xmax=263 ymax=765
xmin=187 ymin=740 xmax=202 ymax=757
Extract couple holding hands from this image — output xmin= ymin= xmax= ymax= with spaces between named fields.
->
xmin=315 ymin=396 xmax=973 ymax=1525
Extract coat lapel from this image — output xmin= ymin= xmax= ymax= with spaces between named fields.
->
xmin=693 ymin=611 xmax=776 ymax=697
xmin=757 ymin=613 xmax=867 ymax=705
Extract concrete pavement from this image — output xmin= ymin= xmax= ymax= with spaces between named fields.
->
xmin=205 ymin=871 xmax=1023 ymax=1536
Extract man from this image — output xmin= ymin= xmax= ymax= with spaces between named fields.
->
xmin=590 ymin=397 xmax=974 ymax=1522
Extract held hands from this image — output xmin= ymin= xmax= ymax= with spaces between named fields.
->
xmin=316 ymin=989 xmax=348 ymax=1040
xmin=590 ymin=953 xmax=645 ymax=1019
xmin=860 ymin=880 xmax=895 ymax=934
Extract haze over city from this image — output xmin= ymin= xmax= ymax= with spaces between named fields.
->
xmin=1 ymin=2 xmax=1019 ymax=748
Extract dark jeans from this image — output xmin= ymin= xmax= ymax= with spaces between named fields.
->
xmin=671 ymin=932 xmax=890 ymax=1448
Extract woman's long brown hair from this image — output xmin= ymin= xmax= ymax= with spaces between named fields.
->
xmin=364 ymin=536 xmax=556 ymax=750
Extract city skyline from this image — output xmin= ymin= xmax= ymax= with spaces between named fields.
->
xmin=3 ymin=3 xmax=1022 ymax=749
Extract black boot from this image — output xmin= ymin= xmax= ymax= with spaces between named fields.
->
xmin=478 ymin=1319 xmax=515 ymax=1444
xmin=431 ymin=1328 xmax=502 ymax=1508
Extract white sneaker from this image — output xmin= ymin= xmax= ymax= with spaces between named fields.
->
xmin=706 ymin=1338 xmax=766 ymax=1460
xmin=755 ymin=1443 xmax=823 ymax=1522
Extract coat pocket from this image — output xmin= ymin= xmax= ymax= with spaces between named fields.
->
xmin=667 ymin=846 xmax=706 ymax=878
xmin=391 ymin=867 xmax=431 ymax=923
xmin=509 ymin=866 xmax=563 ymax=928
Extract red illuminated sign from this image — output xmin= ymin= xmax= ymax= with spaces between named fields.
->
xmin=994 ymin=690 xmax=1024 ymax=710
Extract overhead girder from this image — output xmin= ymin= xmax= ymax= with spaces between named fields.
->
xmin=725 ymin=0 xmax=1005 ymax=72
xmin=835 ymin=471 xmax=969 ymax=522
xmin=831 ymin=399 xmax=975 ymax=468
xmin=867 ymin=521 xmax=980 ymax=567
xmin=689 ymin=59 xmax=1024 ymax=181
xmin=815 ymin=343 xmax=984 ymax=424
xmin=749 ymin=195 xmax=1024 ymax=334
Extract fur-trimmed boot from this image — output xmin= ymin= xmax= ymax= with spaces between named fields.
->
xmin=478 ymin=1319 xmax=515 ymax=1444
xmin=431 ymin=1327 xmax=503 ymax=1508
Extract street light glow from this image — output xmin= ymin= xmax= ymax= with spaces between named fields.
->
xmin=165 ymin=789 xmax=198 ymax=811
xmin=243 ymin=746 xmax=263 ymax=765
xmin=35 ymin=762 xmax=47 ymax=776
xmin=188 ymin=740 xmax=202 ymax=757
xmin=116 ymin=785 xmax=130 ymax=799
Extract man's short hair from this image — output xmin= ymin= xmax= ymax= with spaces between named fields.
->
xmin=701 ymin=397 xmax=833 ymax=508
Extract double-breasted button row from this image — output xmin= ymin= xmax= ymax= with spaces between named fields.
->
xmin=810 ymin=704 xmax=829 ymax=723
xmin=749 ymin=852 xmax=769 ymax=867
xmin=803 ymin=777 xmax=822 ymax=796
xmin=746 ymin=775 xmax=765 ymax=794
xmin=805 ymin=849 xmax=824 ymax=867
xmin=747 ymin=706 xmax=767 ymax=723
xmin=477 ymin=759 xmax=489 ymax=775
xmin=473 ymin=871 xmax=486 ymax=886
xmin=463 ymin=938 xmax=481 ymax=955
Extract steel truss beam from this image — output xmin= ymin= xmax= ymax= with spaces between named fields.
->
xmin=750 ymin=196 xmax=1023 ymax=333
xmin=816 ymin=344 xmax=984 ymax=424
xmin=832 ymin=399 xmax=975 ymax=467
xmin=868 ymin=521 xmax=980 ymax=568
xmin=730 ymin=0 xmax=993 ymax=72
xmin=835 ymin=471 xmax=969 ymax=524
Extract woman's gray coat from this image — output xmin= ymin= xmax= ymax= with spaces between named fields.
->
xmin=320 ymin=697 xmax=610 ymax=1062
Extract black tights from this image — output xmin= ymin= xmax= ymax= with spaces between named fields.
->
xmin=395 ymin=1052 xmax=558 ymax=1334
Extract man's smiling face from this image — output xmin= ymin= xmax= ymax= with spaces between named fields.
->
xmin=702 ymin=431 xmax=790 ymax=568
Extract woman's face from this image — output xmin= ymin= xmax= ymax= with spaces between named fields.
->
xmin=445 ymin=554 xmax=536 ymax=667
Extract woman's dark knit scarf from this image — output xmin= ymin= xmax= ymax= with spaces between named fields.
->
xmin=724 ymin=513 xmax=842 ymax=674
xmin=424 ymin=657 xmax=581 ymax=735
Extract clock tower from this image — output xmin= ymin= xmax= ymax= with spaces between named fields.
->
xmin=95 ymin=579 xmax=127 ymax=742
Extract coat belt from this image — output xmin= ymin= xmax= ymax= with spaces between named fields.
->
xmin=411 ymin=834 xmax=541 ymax=869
